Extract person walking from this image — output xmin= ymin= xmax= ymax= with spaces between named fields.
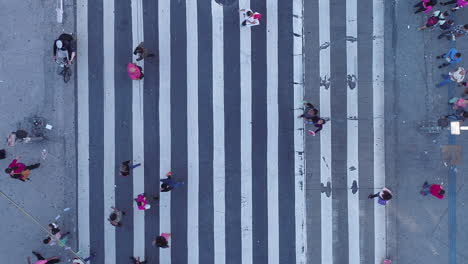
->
xmin=5 ymin=157 xmax=40 ymax=179
xmin=440 ymin=0 xmax=468 ymax=10
xmin=127 ymin=63 xmax=144 ymax=80
xmin=135 ymin=193 xmax=151 ymax=210
xmin=72 ymin=253 xmax=96 ymax=264
xmin=436 ymin=67 xmax=466 ymax=87
xmin=133 ymin=42 xmax=155 ymax=61
xmin=414 ymin=0 xmax=438 ymax=14
xmin=31 ymin=251 xmax=60 ymax=264
xmin=120 ymin=160 xmax=141 ymax=176
xmin=160 ymin=171 xmax=184 ymax=192
xmin=240 ymin=8 xmax=262 ymax=27
xmin=417 ymin=10 xmax=449 ymax=31
xmin=420 ymin=181 xmax=445 ymax=199
xmin=298 ymin=102 xmax=319 ymax=121
xmin=308 ymin=118 xmax=327 ymax=136
xmin=368 ymin=187 xmax=393 ymax=205
xmin=436 ymin=47 xmax=462 ymax=68
xmin=438 ymin=23 xmax=468 ymax=40
xmin=152 ymin=233 xmax=171 ymax=248
xmin=43 ymin=230 xmax=70 ymax=246
xmin=130 ymin=256 xmax=147 ymax=264
xmin=108 ymin=206 xmax=125 ymax=226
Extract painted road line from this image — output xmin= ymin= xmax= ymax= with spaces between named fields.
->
xmin=131 ymin=0 xmax=145 ymax=260
xmin=76 ymin=0 xmax=90 ymax=257
xmin=318 ymin=0 xmax=333 ymax=263
xmin=186 ymin=0 xmax=199 ymax=263
xmin=373 ymin=0 xmax=386 ymax=263
xmin=212 ymin=2 xmax=226 ymax=264
xmin=293 ymin=0 xmax=306 ymax=262
xmin=103 ymin=0 xmax=116 ymax=262
xmin=238 ymin=0 xmax=253 ymax=264
xmin=266 ymin=0 xmax=279 ymax=263
xmin=159 ymin=0 xmax=171 ymax=262
xmin=346 ymin=0 xmax=360 ymax=263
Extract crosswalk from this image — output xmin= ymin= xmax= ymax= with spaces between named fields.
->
xmin=76 ymin=0 xmax=387 ymax=264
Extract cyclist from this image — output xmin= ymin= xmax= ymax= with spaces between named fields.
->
xmin=53 ymin=33 xmax=76 ymax=65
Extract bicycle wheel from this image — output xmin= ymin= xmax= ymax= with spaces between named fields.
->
xmin=63 ymin=67 xmax=72 ymax=83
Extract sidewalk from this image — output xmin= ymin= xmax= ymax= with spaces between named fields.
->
xmin=391 ymin=1 xmax=468 ymax=263
xmin=0 ymin=0 xmax=77 ymax=261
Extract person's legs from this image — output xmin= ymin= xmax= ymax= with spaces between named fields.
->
xmin=438 ymin=30 xmax=453 ymax=39
xmin=32 ymin=251 xmax=45 ymax=260
xmin=130 ymin=163 xmax=141 ymax=169
xmin=437 ymin=74 xmax=452 ymax=87
xmin=420 ymin=181 xmax=431 ymax=195
xmin=414 ymin=1 xmax=423 ymax=7
xmin=414 ymin=6 xmax=425 ymax=13
xmin=439 ymin=62 xmax=450 ymax=68
xmin=26 ymin=163 xmax=40 ymax=170
xmin=441 ymin=0 xmax=458 ymax=5
xmin=46 ymin=259 xmax=60 ymax=264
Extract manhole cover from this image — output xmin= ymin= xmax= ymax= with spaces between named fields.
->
xmin=215 ymin=0 xmax=237 ymax=6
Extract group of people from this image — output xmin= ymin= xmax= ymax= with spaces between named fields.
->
xmin=298 ymin=102 xmax=327 ymax=136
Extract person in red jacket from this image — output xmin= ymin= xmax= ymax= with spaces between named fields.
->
xmin=420 ymin=181 xmax=445 ymax=199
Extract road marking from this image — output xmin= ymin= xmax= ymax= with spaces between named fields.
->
xmin=373 ymin=0 xmax=386 ymax=263
xmin=318 ymin=0 xmax=333 ymax=263
xmin=266 ymin=0 xmax=279 ymax=263
xmin=76 ymin=0 xmax=90 ymax=258
xmin=159 ymin=0 xmax=171 ymax=262
xmin=103 ymin=0 xmax=116 ymax=262
xmin=186 ymin=0 xmax=199 ymax=263
xmin=212 ymin=2 xmax=226 ymax=264
xmin=238 ymin=1 xmax=253 ymax=264
xmin=346 ymin=0 xmax=360 ymax=263
xmin=293 ymin=0 xmax=306 ymax=262
xmin=131 ymin=0 xmax=145 ymax=260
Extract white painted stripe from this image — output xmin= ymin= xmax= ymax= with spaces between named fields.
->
xmin=346 ymin=0 xmax=360 ymax=263
xmin=212 ymin=2 xmax=226 ymax=264
xmin=131 ymin=0 xmax=145 ymax=261
xmin=293 ymin=0 xmax=306 ymax=262
xmin=318 ymin=0 xmax=333 ymax=263
xmin=238 ymin=1 xmax=253 ymax=264
xmin=159 ymin=0 xmax=171 ymax=262
xmin=186 ymin=0 xmax=199 ymax=263
xmin=76 ymin=0 xmax=90 ymax=258
xmin=373 ymin=0 xmax=386 ymax=263
xmin=266 ymin=0 xmax=279 ymax=264
xmin=103 ymin=0 xmax=116 ymax=262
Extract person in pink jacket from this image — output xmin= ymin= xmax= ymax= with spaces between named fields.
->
xmin=127 ymin=63 xmax=144 ymax=80
xmin=441 ymin=0 xmax=468 ymax=10
xmin=135 ymin=193 xmax=151 ymax=210
xmin=414 ymin=0 xmax=438 ymax=13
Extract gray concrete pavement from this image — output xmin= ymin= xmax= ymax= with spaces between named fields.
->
xmin=0 ymin=0 xmax=77 ymax=262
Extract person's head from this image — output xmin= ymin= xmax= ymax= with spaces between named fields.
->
xmin=43 ymin=237 xmax=51 ymax=244
xmin=381 ymin=191 xmax=392 ymax=200
xmin=156 ymin=236 xmax=168 ymax=247
xmin=456 ymin=53 xmax=462 ymax=59
xmin=439 ymin=189 xmax=446 ymax=196
xmin=109 ymin=213 xmax=117 ymax=221
xmin=246 ymin=11 xmax=253 ymax=17
xmin=5 ymin=168 xmax=12 ymax=174
xmin=463 ymin=24 xmax=468 ymax=31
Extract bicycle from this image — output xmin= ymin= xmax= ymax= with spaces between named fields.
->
xmin=56 ymin=56 xmax=72 ymax=83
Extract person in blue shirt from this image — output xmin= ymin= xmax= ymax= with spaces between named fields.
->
xmin=160 ymin=171 xmax=184 ymax=192
xmin=437 ymin=48 xmax=462 ymax=68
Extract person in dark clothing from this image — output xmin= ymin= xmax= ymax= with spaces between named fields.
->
xmin=32 ymin=251 xmax=61 ymax=264
xmin=368 ymin=187 xmax=393 ymax=205
xmin=308 ymin=118 xmax=326 ymax=136
xmin=152 ymin=233 xmax=171 ymax=248
xmin=53 ymin=33 xmax=76 ymax=64
xmin=120 ymin=160 xmax=141 ymax=176
xmin=160 ymin=171 xmax=184 ymax=192
xmin=298 ymin=102 xmax=319 ymax=121
xmin=130 ymin=256 xmax=147 ymax=264
xmin=133 ymin=42 xmax=155 ymax=61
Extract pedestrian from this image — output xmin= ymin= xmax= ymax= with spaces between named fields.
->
xmin=5 ymin=157 xmax=40 ymax=176
xmin=308 ymin=118 xmax=326 ymax=136
xmin=417 ymin=10 xmax=449 ymax=31
xmin=48 ymin=223 xmax=60 ymax=234
xmin=127 ymin=63 xmax=144 ymax=80
xmin=31 ymin=251 xmax=60 ymax=264
xmin=135 ymin=193 xmax=151 ymax=210
xmin=130 ymin=256 xmax=147 ymax=264
xmin=436 ymin=67 xmax=466 ymax=87
xmin=160 ymin=171 xmax=184 ymax=192
xmin=152 ymin=233 xmax=171 ymax=248
xmin=436 ymin=48 xmax=462 ymax=68
xmin=108 ymin=206 xmax=125 ymax=227
xmin=438 ymin=23 xmax=468 ymax=40
xmin=420 ymin=181 xmax=445 ymax=199
xmin=440 ymin=19 xmax=455 ymax=30
xmin=43 ymin=230 xmax=70 ymax=247
xmin=449 ymin=97 xmax=468 ymax=110
xmin=133 ymin=42 xmax=155 ymax=61
xmin=120 ymin=160 xmax=141 ymax=176
xmin=72 ymin=253 xmax=96 ymax=264
xmin=239 ymin=8 xmax=261 ymax=27
xmin=368 ymin=187 xmax=393 ymax=205
xmin=414 ymin=0 xmax=438 ymax=14
xmin=440 ymin=0 xmax=468 ymax=10
xmin=298 ymin=102 xmax=319 ymax=121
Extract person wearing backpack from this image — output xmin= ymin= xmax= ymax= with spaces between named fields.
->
xmin=417 ymin=10 xmax=448 ymax=30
